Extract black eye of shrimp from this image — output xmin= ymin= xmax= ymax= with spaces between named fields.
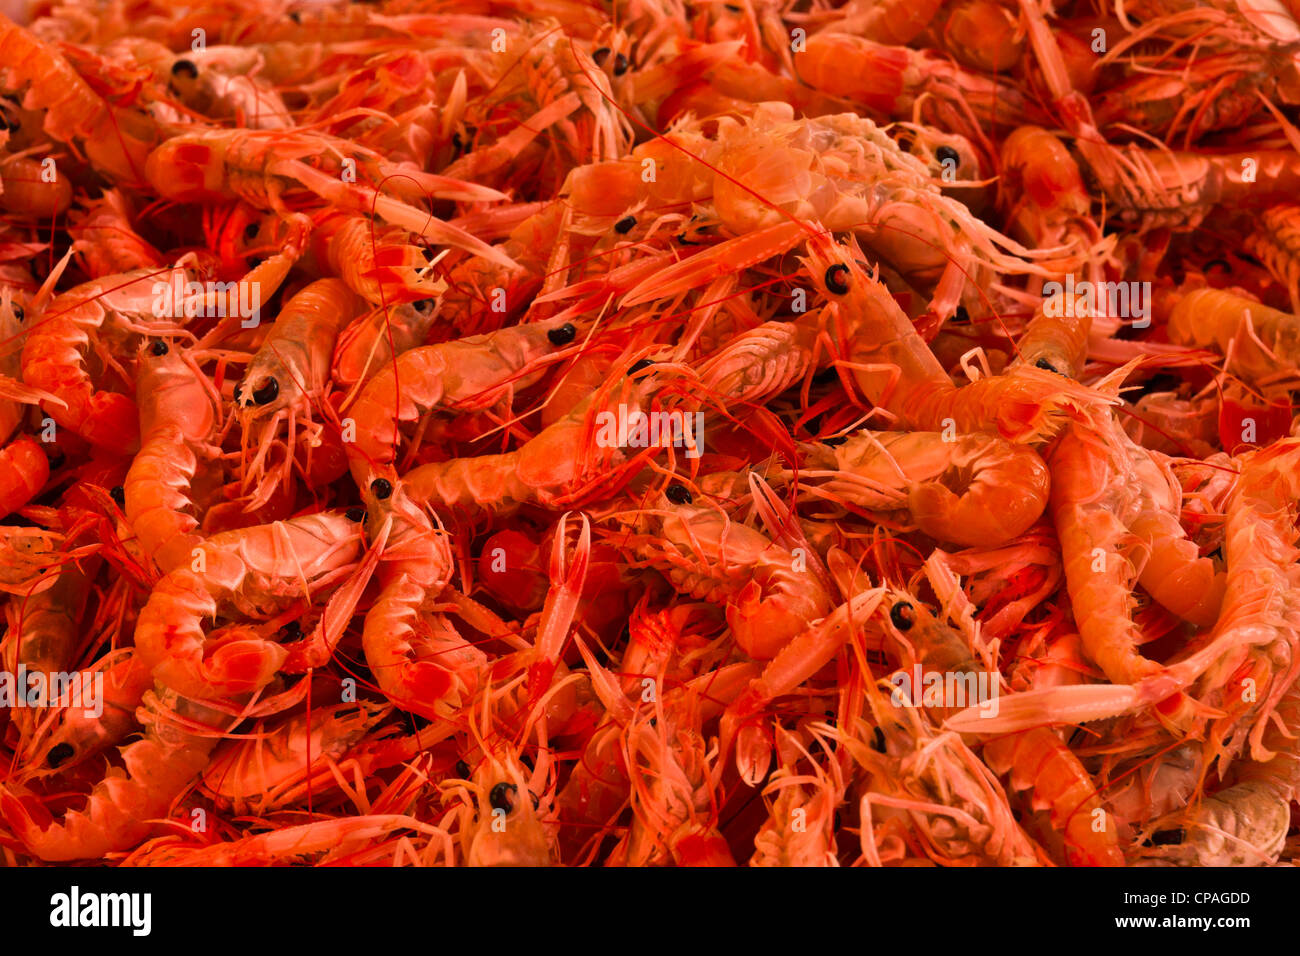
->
xmin=370 ymin=478 xmax=393 ymax=500
xmin=954 ymin=305 xmax=969 ymax=323
xmin=171 ymin=59 xmax=198 ymax=78
xmin=1035 ymin=357 xmax=1059 ymax=374
xmin=824 ymin=264 xmax=850 ymax=295
xmin=345 ymin=506 xmax=366 ymax=522
xmin=547 ymin=322 xmax=576 ymax=345
xmin=1149 ymin=828 xmax=1185 ymax=846
xmin=935 ymin=145 xmax=960 ymax=167
xmin=242 ymin=222 xmax=259 ymax=243
xmin=12 ymin=305 xmax=23 ymax=322
xmin=251 ymin=378 xmax=279 ymax=406
xmin=614 ymin=215 xmax=636 ymax=234
xmin=871 ymin=726 xmax=887 ymax=753
xmin=489 ymin=782 xmax=517 ymax=813
xmin=665 ymin=483 xmax=692 ymax=504
xmin=46 ymin=743 xmax=75 ymax=768
xmin=413 ymin=298 xmax=436 ymax=314
xmin=455 ymin=759 xmax=470 ymax=778
xmin=627 ymin=358 xmax=654 ymax=376
xmin=149 ymin=340 xmax=168 ymax=356
xmin=889 ymin=601 xmax=916 ymax=631
xmin=110 ymin=486 xmax=125 ymax=508
xmin=612 ymin=53 xmax=630 ymax=75
xmin=592 ymin=47 xmax=611 ymax=66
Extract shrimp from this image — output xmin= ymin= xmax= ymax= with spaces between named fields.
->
xmin=0 ymin=153 xmax=73 ymax=219
xmin=0 ymin=13 xmax=158 ymax=185
xmin=1191 ymin=439 xmax=1300 ymax=769
xmin=695 ymin=315 xmax=825 ymax=407
xmin=21 ymin=265 xmax=191 ymax=455
xmin=22 ymin=650 xmax=154 ymax=777
xmin=982 ymin=727 xmax=1125 ymax=867
xmin=134 ymin=510 xmax=365 ymax=700
xmin=845 ymin=685 xmax=1047 ymax=867
xmin=453 ymin=740 xmax=558 ymax=867
xmin=1136 ymin=686 xmax=1300 ymax=866
xmin=123 ymin=814 xmax=451 ymax=867
xmin=1167 ymin=287 xmax=1300 ymax=382
xmin=123 ymin=338 xmax=220 ymax=575
xmin=234 ymin=278 xmax=361 ymax=508
xmin=200 ymin=701 xmax=389 ymax=815
xmin=447 ymin=24 xmax=631 ymax=184
xmin=344 ymin=316 xmax=584 ymax=479
xmin=806 ymin=239 xmax=1110 ymax=441
xmin=0 ymin=526 xmax=62 ymax=594
xmin=1047 ymin=416 xmax=1189 ymax=686
xmin=609 ymin=482 xmax=836 ymax=663
xmin=794 ymin=33 xmax=1034 ymax=136
xmin=567 ymin=102 xmax=1050 ymax=317
xmin=613 ymin=701 xmax=735 ymax=867
xmin=0 ymin=688 xmax=233 ymax=861
xmin=143 ymin=128 xmax=515 ymax=268
xmin=751 ymin=726 xmax=846 ymax=867
xmin=795 ymin=430 xmax=1052 ymax=548
xmin=357 ymin=470 xmax=487 ymax=721
xmin=404 ymin=357 xmax=686 ymax=520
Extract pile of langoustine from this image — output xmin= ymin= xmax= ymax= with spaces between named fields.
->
xmin=2 ymin=0 xmax=1300 ymax=869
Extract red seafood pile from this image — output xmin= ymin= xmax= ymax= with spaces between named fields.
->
xmin=1 ymin=0 xmax=1299 ymax=867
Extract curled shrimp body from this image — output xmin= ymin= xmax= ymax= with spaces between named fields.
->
xmin=124 ymin=339 xmax=219 ymax=575
xmin=134 ymin=510 xmax=365 ymax=699
xmin=323 ymin=215 xmax=445 ymax=306
xmin=0 ymin=688 xmax=233 ymax=862
xmin=798 ymin=430 xmax=1051 ymax=548
xmin=359 ymin=471 xmax=485 ymax=721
